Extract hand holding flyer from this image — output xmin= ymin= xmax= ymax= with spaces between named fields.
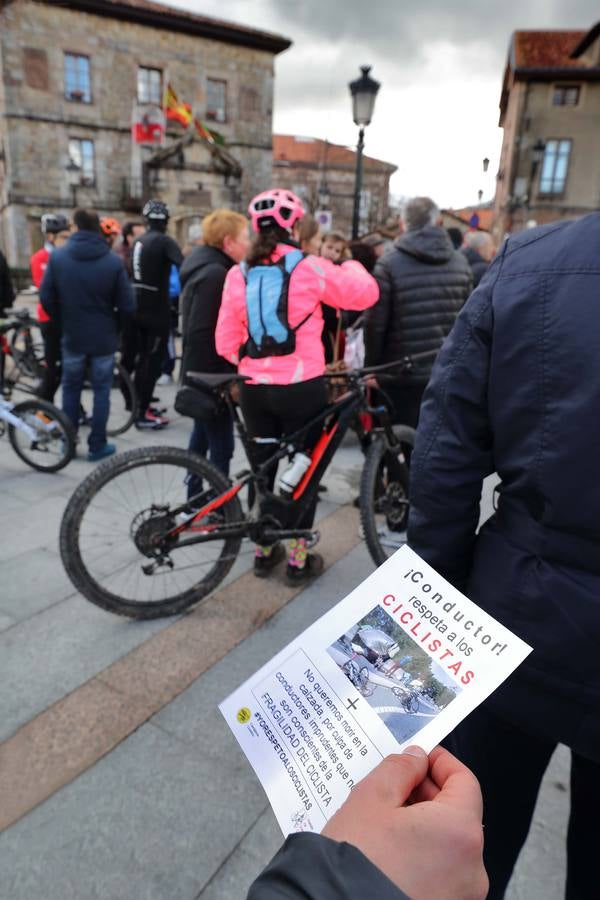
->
xmin=220 ymin=545 xmax=532 ymax=836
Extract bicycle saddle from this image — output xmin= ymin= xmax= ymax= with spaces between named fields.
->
xmin=186 ymin=371 xmax=250 ymax=389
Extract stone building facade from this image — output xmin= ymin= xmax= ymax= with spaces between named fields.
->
xmin=493 ymin=23 xmax=600 ymax=238
xmin=272 ymin=135 xmax=397 ymax=238
xmin=0 ymin=0 xmax=290 ymax=272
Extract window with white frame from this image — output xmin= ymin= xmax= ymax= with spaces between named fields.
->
xmin=539 ymin=139 xmax=571 ymax=195
xmin=206 ymin=78 xmax=227 ymax=123
xmin=137 ymin=67 xmax=162 ymax=105
xmin=64 ymin=53 xmax=91 ymax=102
xmin=552 ymin=85 xmax=580 ymax=107
xmin=69 ymin=138 xmax=95 ymax=186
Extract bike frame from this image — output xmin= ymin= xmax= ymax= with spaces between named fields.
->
xmin=0 ymin=398 xmax=39 ymax=440
xmin=168 ymin=371 xmax=400 ymax=550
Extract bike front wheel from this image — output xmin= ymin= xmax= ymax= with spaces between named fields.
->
xmin=359 ymin=426 xmax=415 ymax=567
xmin=60 ymin=446 xmax=244 ymax=618
xmin=8 ymin=398 xmax=76 ymax=472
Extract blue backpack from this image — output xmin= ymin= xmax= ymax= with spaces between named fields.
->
xmin=241 ymin=249 xmax=313 ymax=359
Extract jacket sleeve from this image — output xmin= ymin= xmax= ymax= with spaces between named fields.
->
xmin=113 ymin=265 xmax=136 ymax=315
xmin=247 ymin=833 xmax=410 ymax=900
xmin=39 ymin=256 xmax=59 ymax=320
xmin=407 ymin=252 xmax=505 ymax=590
xmin=165 ymin=236 xmax=184 ymax=268
xmin=310 ymin=257 xmax=379 ymax=311
xmin=215 ymin=265 xmax=247 ymax=365
xmin=363 ymin=258 xmax=393 ymax=366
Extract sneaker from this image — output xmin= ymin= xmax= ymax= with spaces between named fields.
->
xmin=156 ymin=374 xmax=173 ymax=386
xmin=285 ymin=552 xmax=324 ymax=586
xmin=88 ymin=442 xmax=116 ymax=462
xmin=149 ymin=406 xmax=169 ymax=420
xmin=136 ymin=410 xmax=169 ymax=430
xmin=254 ymin=542 xmax=286 ymax=578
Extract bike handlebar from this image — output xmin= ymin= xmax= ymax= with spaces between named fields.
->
xmin=323 ymin=350 xmax=440 ymax=381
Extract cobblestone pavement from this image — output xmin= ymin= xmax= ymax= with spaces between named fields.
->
xmin=0 ymin=319 xmax=568 ymax=898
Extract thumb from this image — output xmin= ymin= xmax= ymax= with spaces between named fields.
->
xmin=354 ymin=746 xmax=428 ymax=808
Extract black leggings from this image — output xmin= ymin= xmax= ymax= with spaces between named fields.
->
xmin=239 ymin=376 xmax=328 ymax=529
xmin=39 ymin=319 xmax=62 ymax=403
xmin=132 ymin=324 xmax=168 ymax=416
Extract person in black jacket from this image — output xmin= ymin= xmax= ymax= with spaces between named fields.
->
xmin=461 ymin=230 xmax=495 ymax=288
xmin=364 ymin=197 xmax=472 ymax=427
xmin=0 ymin=246 xmax=15 ymax=315
xmin=408 ymin=213 xmax=600 ymax=899
xmin=247 ymin=745 xmax=487 ymax=900
xmin=40 ymin=208 xmax=134 ymax=461
xmin=130 ymin=199 xmax=183 ymax=429
xmin=180 ymin=209 xmax=249 ymax=486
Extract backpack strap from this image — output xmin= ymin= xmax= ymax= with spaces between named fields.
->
xmin=280 ymin=250 xmax=316 ymax=334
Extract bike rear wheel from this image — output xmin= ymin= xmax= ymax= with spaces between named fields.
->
xmin=60 ymin=445 xmax=244 ymax=618
xmin=359 ymin=426 xmax=415 ymax=567
xmin=79 ymin=361 xmax=138 ymax=436
xmin=8 ymin=398 xmax=75 ymax=472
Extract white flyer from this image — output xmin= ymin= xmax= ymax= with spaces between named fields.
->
xmin=220 ymin=545 xmax=532 ymax=836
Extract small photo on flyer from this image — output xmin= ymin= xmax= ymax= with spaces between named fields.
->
xmin=328 ymin=605 xmax=461 ymax=745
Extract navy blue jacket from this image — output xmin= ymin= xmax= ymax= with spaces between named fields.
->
xmin=40 ymin=230 xmax=135 ymax=356
xmin=408 ymin=213 xmax=600 ymax=761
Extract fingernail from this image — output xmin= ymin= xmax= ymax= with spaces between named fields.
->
xmin=402 ymin=745 xmax=427 ymax=759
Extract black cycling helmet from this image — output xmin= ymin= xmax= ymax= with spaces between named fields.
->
xmin=41 ymin=213 xmax=70 ymax=235
xmin=142 ymin=199 xmax=169 ymax=223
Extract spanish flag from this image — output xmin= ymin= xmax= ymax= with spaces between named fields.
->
xmin=164 ymin=83 xmax=193 ymax=128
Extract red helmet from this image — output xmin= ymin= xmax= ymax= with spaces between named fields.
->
xmin=248 ymin=189 xmax=305 ymax=234
xmin=100 ymin=217 xmax=121 ymax=237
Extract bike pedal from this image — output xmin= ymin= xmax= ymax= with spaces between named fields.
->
xmin=306 ymin=530 xmax=320 ymax=549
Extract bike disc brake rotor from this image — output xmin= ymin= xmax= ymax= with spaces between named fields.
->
xmin=131 ymin=506 xmax=178 ymax=558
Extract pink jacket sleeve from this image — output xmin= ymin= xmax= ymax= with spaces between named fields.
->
xmin=215 ymin=265 xmax=247 ymax=365
xmin=307 ymin=257 xmax=379 ymax=310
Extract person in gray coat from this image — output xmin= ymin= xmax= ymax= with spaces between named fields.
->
xmin=364 ymin=197 xmax=472 ymax=427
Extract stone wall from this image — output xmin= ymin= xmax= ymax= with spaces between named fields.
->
xmin=0 ymin=0 xmax=281 ymax=268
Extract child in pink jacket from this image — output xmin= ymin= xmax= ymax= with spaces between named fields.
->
xmin=215 ymin=188 xmax=378 ymax=583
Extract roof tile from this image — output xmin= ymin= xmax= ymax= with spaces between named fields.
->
xmin=513 ymin=30 xmax=588 ymax=69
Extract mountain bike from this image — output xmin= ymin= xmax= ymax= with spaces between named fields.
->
xmin=59 ymin=357 xmax=428 ymax=619
xmin=0 ymin=308 xmax=45 ymax=396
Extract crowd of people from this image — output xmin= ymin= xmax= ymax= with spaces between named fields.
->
xmin=5 ymin=188 xmax=597 ymax=899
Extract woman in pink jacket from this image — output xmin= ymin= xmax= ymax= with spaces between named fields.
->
xmin=216 ymin=188 xmax=378 ymax=583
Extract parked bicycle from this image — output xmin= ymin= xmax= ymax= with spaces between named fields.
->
xmin=0 ymin=394 xmax=75 ymax=472
xmin=59 ymin=356 xmax=430 ymax=619
xmin=342 ymin=659 xmax=375 ymax=697
xmin=0 ymin=308 xmax=45 ymax=396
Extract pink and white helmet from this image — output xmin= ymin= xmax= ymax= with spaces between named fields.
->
xmin=248 ymin=188 xmax=305 ymax=233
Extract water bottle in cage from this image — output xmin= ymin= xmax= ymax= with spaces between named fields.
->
xmin=278 ymin=452 xmax=312 ymax=496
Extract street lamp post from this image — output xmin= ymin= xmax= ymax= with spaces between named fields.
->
xmin=349 ymin=65 xmax=380 ymax=240
xmin=66 ymin=158 xmax=82 ymax=208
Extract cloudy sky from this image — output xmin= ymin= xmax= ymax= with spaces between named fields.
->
xmin=160 ymin=1 xmax=597 ymax=208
